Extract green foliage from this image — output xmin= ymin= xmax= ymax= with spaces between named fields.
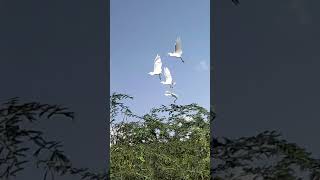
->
xmin=110 ymin=93 xmax=320 ymax=180
xmin=110 ymin=93 xmax=210 ymax=179
xmin=2 ymin=92 xmax=320 ymax=180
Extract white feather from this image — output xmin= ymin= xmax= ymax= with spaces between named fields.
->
xmin=148 ymin=54 xmax=162 ymax=76
xmin=168 ymin=37 xmax=183 ymax=58
xmin=161 ymin=67 xmax=175 ymax=87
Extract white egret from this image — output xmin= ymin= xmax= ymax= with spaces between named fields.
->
xmin=164 ymin=90 xmax=178 ymax=103
xmin=161 ymin=67 xmax=176 ymax=88
xmin=148 ymin=54 xmax=162 ymax=80
xmin=168 ymin=37 xmax=184 ymax=63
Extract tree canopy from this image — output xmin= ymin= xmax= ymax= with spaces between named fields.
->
xmin=110 ymin=92 xmax=210 ymax=179
xmin=1 ymin=93 xmax=320 ymax=179
xmin=110 ymin=93 xmax=320 ymax=180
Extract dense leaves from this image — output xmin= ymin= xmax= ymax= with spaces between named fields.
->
xmin=1 ymin=93 xmax=320 ymax=179
xmin=110 ymin=93 xmax=210 ymax=179
xmin=111 ymin=93 xmax=320 ymax=180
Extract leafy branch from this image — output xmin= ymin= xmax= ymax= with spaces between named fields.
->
xmin=0 ymin=97 xmax=107 ymax=180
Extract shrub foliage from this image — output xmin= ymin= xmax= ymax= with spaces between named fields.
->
xmin=0 ymin=93 xmax=320 ymax=179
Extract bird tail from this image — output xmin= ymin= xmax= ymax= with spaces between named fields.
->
xmin=148 ymin=72 xmax=154 ymax=75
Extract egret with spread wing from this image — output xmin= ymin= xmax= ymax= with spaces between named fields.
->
xmin=168 ymin=37 xmax=184 ymax=63
xmin=164 ymin=90 xmax=178 ymax=103
xmin=148 ymin=54 xmax=162 ymax=80
xmin=161 ymin=67 xmax=176 ymax=88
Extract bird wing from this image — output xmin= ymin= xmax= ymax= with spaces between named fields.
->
xmin=164 ymin=91 xmax=178 ymax=102
xmin=164 ymin=67 xmax=172 ymax=82
xmin=175 ymin=37 xmax=182 ymax=53
xmin=164 ymin=90 xmax=172 ymax=96
xmin=154 ymin=55 xmax=162 ymax=73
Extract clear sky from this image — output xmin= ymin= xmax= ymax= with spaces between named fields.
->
xmin=111 ymin=0 xmax=210 ymax=115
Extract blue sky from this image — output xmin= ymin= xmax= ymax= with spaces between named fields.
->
xmin=111 ymin=0 xmax=210 ymax=115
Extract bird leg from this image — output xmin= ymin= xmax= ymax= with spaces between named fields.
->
xmin=158 ymin=74 xmax=161 ymax=80
xmin=180 ymin=57 xmax=184 ymax=63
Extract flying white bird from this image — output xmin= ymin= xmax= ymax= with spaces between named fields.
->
xmin=168 ymin=37 xmax=184 ymax=63
xmin=148 ymin=54 xmax=162 ymax=80
xmin=164 ymin=90 xmax=178 ymax=103
xmin=161 ymin=67 xmax=176 ymax=88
